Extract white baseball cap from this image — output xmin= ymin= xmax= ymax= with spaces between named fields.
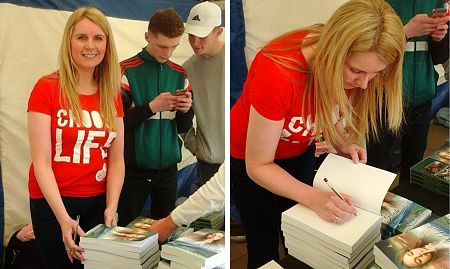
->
xmin=185 ymin=1 xmax=222 ymax=38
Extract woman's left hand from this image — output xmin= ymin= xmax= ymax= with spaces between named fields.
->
xmin=104 ymin=207 xmax=118 ymax=227
xmin=315 ymin=141 xmax=337 ymax=157
xmin=338 ymin=143 xmax=367 ymax=164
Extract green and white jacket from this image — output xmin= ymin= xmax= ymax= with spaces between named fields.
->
xmin=387 ymin=0 xmax=449 ymax=107
xmin=121 ymin=48 xmax=193 ymax=171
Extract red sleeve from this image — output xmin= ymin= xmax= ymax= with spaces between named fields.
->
xmin=115 ymin=92 xmax=124 ymax=117
xmin=248 ymin=53 xmax=294 ymax=121
xmin=27 ymin=77 xmax=56 ymax=115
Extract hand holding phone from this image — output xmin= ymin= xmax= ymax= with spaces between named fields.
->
xmin=431 ymin=8 xmax=447 ymax=18
xmin=175 ymin=89 xmax=187 ymax=96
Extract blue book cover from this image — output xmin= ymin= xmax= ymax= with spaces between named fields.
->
xmin=381 ymin=192 xmax=432 ymax=235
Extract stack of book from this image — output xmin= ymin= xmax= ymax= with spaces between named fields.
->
xmin=374 ymin=214 xmax=449 ymax=269
xmin=410 ymin=140 xmax=449 ymax=196
xmin=380 ymin=192 xmax=432 ymax=239
xmin=363 ymin=261 xmax=382 ymax=269
xmin=258 ymin=260 xmax=284 ymax=269
xmin=80 ymin=224 xmax=159 ymax=269
xmin=160 ymin=228 xmax=225 ymax=269
xmin=281 ymin=154 xmax=397 ymax=269
xmin=189 ymin=209 xmax=224 ymax=230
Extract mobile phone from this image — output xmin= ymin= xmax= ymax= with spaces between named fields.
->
xmin=431 ymin=8 xmax=447 ymax=18
xmin=175 ymin=89 xmax=187 ymax=96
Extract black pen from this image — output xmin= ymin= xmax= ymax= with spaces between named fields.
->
xmin=73 ymin=215 xmax=80 ymax=242
xmin=323 ymin=178 xmax=357 ymax=216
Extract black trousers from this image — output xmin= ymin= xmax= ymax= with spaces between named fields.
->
xmin=231 ymin=146 xmax=315 ymax=269
xmin=367 ymin=101 xmax=432 ymax=183
xmin=197 ymin=159 xmax=222 ymax=185
xmin=30 ymin=194 xmax=105 ymax=269
xmin=400 ymin=101 xmax=432 ymax=182
xmin=117 ymin=165 xmax=178 ymax=226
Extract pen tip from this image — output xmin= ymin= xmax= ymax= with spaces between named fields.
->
xmin=323 ymin=178 xmax=328 ymax=182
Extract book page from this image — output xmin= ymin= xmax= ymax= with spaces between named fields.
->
xmin=313 ymin=154 xmax=396 ymax=215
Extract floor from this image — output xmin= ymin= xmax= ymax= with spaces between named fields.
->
xmin=230 ymin=120 xmax=449 ymax=269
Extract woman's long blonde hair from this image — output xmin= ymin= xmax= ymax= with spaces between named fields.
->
xmin=58 ymin=6 xmax=121 ymax=130
xmin=263 ymin=0 xmax=404 ymax=148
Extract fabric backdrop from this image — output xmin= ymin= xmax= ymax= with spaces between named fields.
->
xmin=0 ymin=0 xmax=203 ymax=245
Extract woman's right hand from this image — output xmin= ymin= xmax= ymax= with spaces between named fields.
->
xmin=308 ymin=190 xmax=357 ymax=224
xmin=61 ymin=217 xmax=85 ymax=263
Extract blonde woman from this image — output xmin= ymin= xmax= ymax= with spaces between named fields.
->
xmin=230 ymin=0 xmax=405 ymax=267
xmin=27 ymin=7 xmax=124 ymax=268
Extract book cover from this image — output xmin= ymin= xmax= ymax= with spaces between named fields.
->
xmin=80 ymin=224 xmax=158 ymax=253
xmin=167 ymin=226 xmax=194 ymax=243
xmin=374 ymin=214 xmax=450 ymax=269
xmin=126 ymin=216 xmax=156 ymax=231
xmin=381 ymin=192 xmax=432 ymax=235
xmin=162 ymin=228 xmax=225 ymax=268
xmin=429 ymin=140 xmax=450 ymax=165
xmin=190 ymin=209 xmax=225 ymax=230
xmin=410 ymin=140 xmax=450 ymax=196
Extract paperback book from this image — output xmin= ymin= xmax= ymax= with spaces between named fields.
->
xmin=410 ymin=140 xmax=449 ymax=196
xmin=189 ymin=209 xmax=224 ymax=230
xmin=161 ymin=228 xmax=225 ymax=269
xmin=81 ymin=224 xmax=158 ymax=252
xmin=381 ymin=192 xmax=432 ymax=238
xmin=374 ymin=214 xmax=450 ymax=269
xmin=126 ymin=216 xmax=157 ymax=231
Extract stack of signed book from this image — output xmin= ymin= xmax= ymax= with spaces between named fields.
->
xmin=374 ymin=214 xmax=449 ymax=269
xmin=80 ymin=217 xmax=159 ymax=269
xmin=380 ymin=192 xmax=432 ymax=240
xmin=189 ymin=209 xmax=225 ymax=230
xmin=281 ymin=154 xmax=396 ymax=269
xmin=159 ymin=228 xmax=225 ymax=269
xmin=410 ymin=139 xmax=449 ymax=196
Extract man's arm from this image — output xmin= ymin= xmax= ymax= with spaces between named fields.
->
xmin=150 ymin=164 xmax=225 ymax=242
xmin=176 ymin=107 xmax=194 ymax=133
xmin=429 ymin=23 xmax=449 ymax=65
xmin=121 ymin=88 xmax=155 ymax=131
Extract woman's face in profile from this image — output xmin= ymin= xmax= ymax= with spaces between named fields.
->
xmin=403 ymin=247 xmax=433 ymax=267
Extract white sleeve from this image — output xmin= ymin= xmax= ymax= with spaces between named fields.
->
xmin=171 ymin=164 xmax=225 ymax=226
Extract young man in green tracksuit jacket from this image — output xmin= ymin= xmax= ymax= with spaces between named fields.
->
xmin=117 ymin=8 xmax=194 ymax=226
xmin=367 ymin=0 xmax=449 ymax=182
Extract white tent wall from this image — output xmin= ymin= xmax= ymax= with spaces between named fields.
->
xmin=242 ymin=0 xmax=348 ymax=67
xmin=0 ymin=2 xmax=198 ymax=245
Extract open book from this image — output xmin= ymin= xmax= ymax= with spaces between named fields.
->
xmin=282 ymin=153 xmax=396 ymax=257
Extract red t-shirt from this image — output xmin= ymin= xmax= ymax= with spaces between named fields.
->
xmin=27 ymin=74 xmax=124 ymax=198
xmin=231 ymin=31 xmax=315 ymax=159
